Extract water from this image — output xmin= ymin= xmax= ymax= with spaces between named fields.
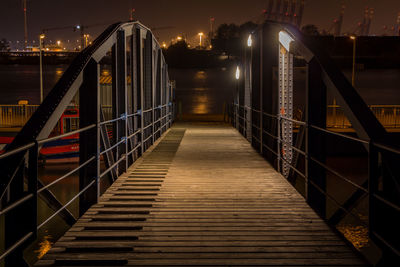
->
xmin=0 ymin=64 xmax=399 ymax=265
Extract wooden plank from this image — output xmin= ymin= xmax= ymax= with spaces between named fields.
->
xmin=35 ymin=126 xmax=366 ymax=267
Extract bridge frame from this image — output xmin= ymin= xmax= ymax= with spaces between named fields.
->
xmin=234 ymin=21 xmax=400 ymax=264
xmin=0 ymin=21 xmax=173 ymax=266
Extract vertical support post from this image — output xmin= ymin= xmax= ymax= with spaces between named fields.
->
xmin=135 ymin=27 xmax=144 ymax=156
xmin=144 ymin=31 xmax=153 ymax=150
xmin=28 ymin=142 xmax=38 ymax=241
xmin=116 ymin=30 xmax=127 ymax=174
xmin=111 ymin=44 xmax=118 ymax=174
xmin=4 ymin=160 xmax=28 ymax=266
xmin=79 ymin=58 xmax=99 ymax=216
xmin=132 ymin=26 xmax=139 ymax=159
xmin=368 ymin=141 xmax=377 ymax=246
xmin=259 ymin=28 xmax=263 ymax=154
xmin=306 ymin=58 xmax=327 ymax=217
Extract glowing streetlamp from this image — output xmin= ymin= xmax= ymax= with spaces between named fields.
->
xmin=247 ymin=34 xmax=252 ymax=47
xmin=39 ymin=34 xmax=45 ymax=103
xmin=235 ymin=66 xmax=240 ymax=80
xmin=350 ymin=35 xmax=357 ymax=86
xmin=57 ymin=40 xmax=61 ymax=46
xmin=198 ymin=32 xmax=204 ymax=47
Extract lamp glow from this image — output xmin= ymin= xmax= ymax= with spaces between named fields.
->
xmin=279 ymin=31 xmax=294 ymax=52
xmin=247 ymin=34 xmax=252 ymax=47
xmin=235 ymin=66 xmax=240 ymax=80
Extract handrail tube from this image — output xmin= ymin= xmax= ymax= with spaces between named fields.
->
xmin=263 ymin=129 xmax=278 ymax=140
xmin=373 ymin=142 xmax=400 ymax=155
xmin=37 ymin=179 xmax=95 ymax=230
xmin=311 ymin=125 xmax=369 ymax=145
xmin=310 ymin=156 xmax=368 ymax=193
xmin=100 ymin=156 xmax=126 ymax=179
xmin=127 ymin=130 xmax=141 ymax=140
xmin=279 ymin=138 xmax=306 ymax=157
xmin=0 ymin=143 xmax=34 ymax=160
xmin=263 ymin=112 xmax=278 ymax=119
xmin=371 ymin=232 xmax=400 ymax=257
xmin=37 ymin=156 xmax=96 ymax=194
xmin=100 ymin=138 xmax=125 ymax=156
xmin=38 ymin=124 xmax=96 ymax=145
xmin=0 ymin=193 xmax=34 ymax=216
xmin=127 ymin=144 xmax=141 ymax=157
xmin=126 ymin=111 xmax=140 ymax=118
xmin=280 ymin=154 xmax=306 ymax=179
xmin=263 ymin=143 xmax=279 ymax=156
xmin=280 ymin=116 xmax=306 ymax=126
xmin=142 ymin=108 xmax=153 ymax=113
xmin=373 ymin=193 xmax=400 ymax=213
xmin=0 ymin=232 xmax=33 ymax=261
xmin=308 ymin=179 xmax=368 ymax=227
xmin=99 ymin=116 xmax=124 ymax=126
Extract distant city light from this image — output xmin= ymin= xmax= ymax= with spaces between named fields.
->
xmin=198 ymin=32 xmax=204 ymax=47
xmin=350 ymin=35 xmax=356 ymax=40
xmin=177 ymin=36 xmax=183 ymax=41
xmin=76 ymin=25 xmax=81 ymax=29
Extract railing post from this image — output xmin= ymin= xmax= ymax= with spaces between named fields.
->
xmin=79 ymin=58 xmax=99 ymax=216
xmin=368 ymin=141 xmax=377 ymax=250
xmin=305 ymin=58 xmax=327 ymax=218
xmin=259 ymin=26 xmax=263 ymax=155
xmin=115 ymin=29 xmax=127 ymax=174
xmin=277 ymin=115 xmax=281 ymax=173
xmin=28 ymin=141 xmax=38 ymax=240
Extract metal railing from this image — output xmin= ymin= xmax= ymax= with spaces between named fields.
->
xmin=0 ymin=21 xmax=175 ymax=266
xmin=0 ymin=105 xmax=38 ymax=128
xmin=327 ymin=105 xmax=400 ymax=129
xmin=233 ymin=21 xmax=400 ymax=264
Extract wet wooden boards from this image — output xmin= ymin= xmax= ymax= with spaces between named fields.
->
xmin=36 ymin=125 xmax=367 ymax=266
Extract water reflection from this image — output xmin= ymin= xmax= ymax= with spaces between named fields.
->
xmin=192 ymin=94 xmax=210 ymax=114
xmin=34 ymin=232 xmax=53 ymax=260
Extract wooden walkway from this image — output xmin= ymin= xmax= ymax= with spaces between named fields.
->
xmin=37 ymin=124 xmax=367 ymax=266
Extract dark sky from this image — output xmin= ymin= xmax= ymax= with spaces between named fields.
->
xmin=1 ymin=0 xmax=399 ymax=48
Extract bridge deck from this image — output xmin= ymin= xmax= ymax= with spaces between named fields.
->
xmin=37 ymin=124 xmax=366 ymax=266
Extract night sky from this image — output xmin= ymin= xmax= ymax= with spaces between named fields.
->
xmin=1 ymin=0 xmax=399 ymax=48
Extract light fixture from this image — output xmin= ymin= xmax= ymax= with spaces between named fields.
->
xmin=279 ymin=31 xmax=294 ymax=52
xmin=247 ymin=34 xmax=252 ymax=47
xmin=235 ymin=66 xmax=240 ymax=80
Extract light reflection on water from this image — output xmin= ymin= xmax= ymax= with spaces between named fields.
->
xmin=34 ymin=232 xmax=53 ymax=260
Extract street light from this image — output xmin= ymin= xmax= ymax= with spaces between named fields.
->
xmin=247 ymin=34 xmax=252 ymax=47
xmin=198 ymin=32 xmax=204 ymax=47
xmin=350 ymin=35 xmax=357 ymax=87
xmin=39 ymin=34 xmax=45 ymax=103
xmin=235 ymin=66 xmax=240 ymax=80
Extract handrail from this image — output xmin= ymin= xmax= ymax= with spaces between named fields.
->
xmin=0 ymin=20 xmax=175 ymax=265
xmin=232 ymin=20 xmax=399 ymax=262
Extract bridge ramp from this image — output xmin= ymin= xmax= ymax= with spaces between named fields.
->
xmin=36 ymin=124 xmax=367 ymax=266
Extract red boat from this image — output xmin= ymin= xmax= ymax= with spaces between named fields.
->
xmin=0 ymin=107 xmax=80 ymax=163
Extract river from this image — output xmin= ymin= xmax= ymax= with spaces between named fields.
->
xmin=0 ymin=64 xmax=399 ymax=265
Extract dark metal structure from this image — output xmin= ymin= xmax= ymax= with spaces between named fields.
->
xmin=0 ymin=21 xmax=174 ymax=266
xmin=233 ymin=21 xmax=400 ymax=264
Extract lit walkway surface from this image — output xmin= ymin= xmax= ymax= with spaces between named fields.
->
xmin=36 ymin=124 xmax=367 ymax=266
